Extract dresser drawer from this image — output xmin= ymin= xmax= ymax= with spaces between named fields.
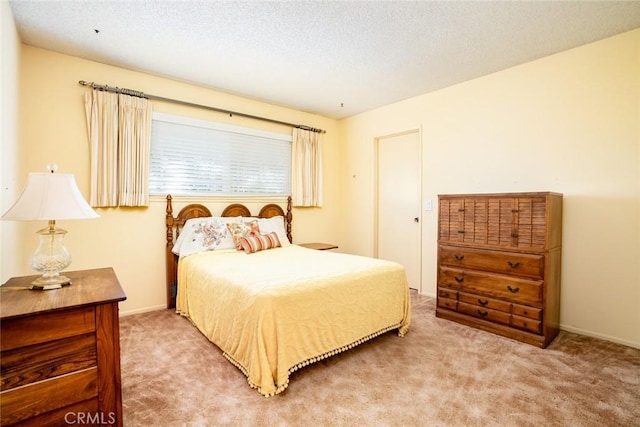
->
xmin=1 ymin=333 xmax=97 ymax=391
xmin=437 ymin=287 xmax=458 ymax=310
xmin=439 ymin=266 xmax=542 ymax=305
xmin=512 ymin=304 xmax=542 ymax=320
xmin=458 ymin=291 xmax=542 ymax=320
xmin=439 ymin=245 xmax=544 ymax=279
xmin=1 ymin=307 xmax=96 ymax=352
xmin=458 ymin=302 xmax=511 ymax=326
xmin=458 ymin=291 xmax=511 ymax=313
xmin=511 ymin=314 xmax=542 ymax=334
xmin=1 ymin=367 xmax=98 ymax=426
xmin=438 ymin=287 xmax=457 ymax=300
xmin=458 ymin=303 xmax=542 ymax=335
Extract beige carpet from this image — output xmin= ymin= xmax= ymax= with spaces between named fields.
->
xmin=119 ymin=292 xmax=639 ymax=426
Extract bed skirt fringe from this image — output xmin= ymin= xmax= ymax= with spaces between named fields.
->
xmin=222 ymin=322 xmax=406 ymax=397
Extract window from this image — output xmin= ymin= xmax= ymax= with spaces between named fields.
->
xmin=149 ymin=112 xmax=292 ymax=196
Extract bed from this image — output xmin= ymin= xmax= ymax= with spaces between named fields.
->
xmin=165 ymin=195 xmax=411 ymax=396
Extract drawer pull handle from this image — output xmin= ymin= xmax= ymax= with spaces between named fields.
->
xmin=511 ymin=209 xmax=519 ymax=213
xmin=507 ymin=285 xmax=520 ymax=293
xmin=454 ymin=276 xmax=464 ymax=283
xmin=457 ymin=230 xmax=465 ymax=234
xmin=477 ymin=299 xmax=488 ymax=306
xmin=454 ymin=254 xmax=465 ymax=261
xmin=458 ymin=208 xmax=465 ymax=212
xmin=507 ymin=261 xmax=521 ymax=268
xmin=511 ymin=233 xmax=519 ymax=238
xmin=477 ymin=310 xmax=488 ymax=318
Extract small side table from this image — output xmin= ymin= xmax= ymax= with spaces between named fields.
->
xmin=299 ymin=242 xmax=338 ymax=251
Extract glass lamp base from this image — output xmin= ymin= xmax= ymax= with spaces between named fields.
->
xmin=29 ymin=223 xmax=73 ymax=290
xmin=30 ymin=275 xmax=72 ymax=290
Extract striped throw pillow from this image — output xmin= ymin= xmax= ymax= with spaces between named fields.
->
xmin=239 ymin=232 xmax=282 ymax=254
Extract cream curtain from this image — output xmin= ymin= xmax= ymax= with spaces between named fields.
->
xmin=84 ymin=89 xmax=152 ymax=207
xmin=291 ymin=128 xmax=323 ymax=207
xmin=117 ymin=94 xmax=152 ymax=206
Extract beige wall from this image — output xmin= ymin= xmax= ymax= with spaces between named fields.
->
xmin=5 ymin=45 xmax=342 ymax=315
xmin=341 ymin=29 xmax=640 ymax=348
xmin=0 ymin=0 xmax=22 ymax=280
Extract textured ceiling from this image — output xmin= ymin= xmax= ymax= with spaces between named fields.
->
xmin=9 ymin=0 xmax=640 ymax=119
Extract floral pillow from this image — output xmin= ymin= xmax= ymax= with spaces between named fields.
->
xmin=226 ymin=220 xmax=260 ymax=250
xmin=173 ymin=217 xmax=241 ymax=256
xmin=239 ymin=232 xmax=282 ymax=254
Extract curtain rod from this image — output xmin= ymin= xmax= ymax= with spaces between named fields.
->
xmin=78 ymin=80 xmax=326 ymax=134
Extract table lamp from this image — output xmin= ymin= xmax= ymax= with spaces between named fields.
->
xmin=1 ymin=164 xmax=99 ymax=289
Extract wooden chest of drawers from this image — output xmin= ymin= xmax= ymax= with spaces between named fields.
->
xmin=0 ymin=268 xmax=126 ymax=426
xmin=436 ymin=192 xmax=562 ymax=348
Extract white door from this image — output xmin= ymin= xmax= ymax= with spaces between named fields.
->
xmin=376 ymin=131 xmax=421 ymax=291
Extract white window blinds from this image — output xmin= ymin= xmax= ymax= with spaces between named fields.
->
xmin=149 ymin=112 xmax=292 ymax=196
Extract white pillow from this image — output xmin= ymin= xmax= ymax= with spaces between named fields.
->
xmin=256 ymin=216 xmax=291 ymax=246
xmin=172 ymin=216 xmax=241 ymax=256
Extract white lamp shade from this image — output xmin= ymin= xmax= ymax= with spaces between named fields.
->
xmin=2 ymin=172 xmax=99 ymax=221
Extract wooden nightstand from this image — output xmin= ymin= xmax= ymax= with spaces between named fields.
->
xmin=299 ymin=242 xmax=338 ymax=251
xmin=0 ymin=267 xmax=127 ymax=426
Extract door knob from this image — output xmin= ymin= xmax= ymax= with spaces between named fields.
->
xmin=414 ymin=217 xmax=419 ymax=223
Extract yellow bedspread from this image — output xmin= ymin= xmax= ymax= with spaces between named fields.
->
xmin=176 ymin=245 xmax=411 ymax=396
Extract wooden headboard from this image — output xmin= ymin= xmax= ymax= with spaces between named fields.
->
xmin=165 ymin=194 xmax=293 ymax=309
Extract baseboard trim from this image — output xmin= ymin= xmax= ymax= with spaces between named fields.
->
xmin=120 ymin=304 xmax=167 ymax=317
xmin=560 ymin=324 xmax=639 ymax=350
